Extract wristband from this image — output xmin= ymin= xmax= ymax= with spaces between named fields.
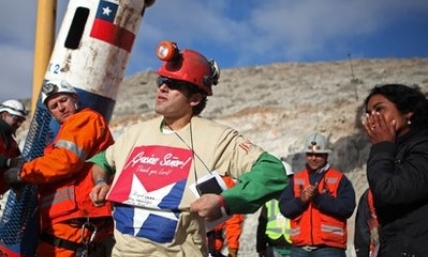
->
xmin=218 ymin=195 xmax=226 ymax=207
xmin=95 ymin=178 xmax=107 ymax=186
xmin=219 ymin=195 xmax=230 ymax=215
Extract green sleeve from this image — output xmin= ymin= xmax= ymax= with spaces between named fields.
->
xmin=86 ymin=151 xmax=116 ymax=176
xmin=222 ymin=152 xmax=288 ymax=214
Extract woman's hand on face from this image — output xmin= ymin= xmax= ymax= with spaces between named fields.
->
xmin=363 ymin=111 xmax=396 ymax=144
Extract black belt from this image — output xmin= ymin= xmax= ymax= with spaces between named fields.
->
xmin=41 ymin=233 xmax=83 ymax=251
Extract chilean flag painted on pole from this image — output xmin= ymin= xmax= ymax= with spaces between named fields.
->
xmin=90 ymin=0 xmax=136 ymax=52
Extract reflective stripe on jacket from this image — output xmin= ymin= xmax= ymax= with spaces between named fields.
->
xmin=20 ymin=108 xmax=114 ymax=229
xmin=290 ymin=168 xmax=347 ymax=249
xmin=265 ymin=199 xmax=291 ymax=243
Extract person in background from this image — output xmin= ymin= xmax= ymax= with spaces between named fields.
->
xmin=362 ymin=83 xmax=428 ymax=256
xmin=256 ymin=159 xmax=294 ymax=257
xmin=354 ymin=188 xmax=379 ymax=257
xmin=4 ymin=80 xmax=115 ymax=257
xmin=279 ymin=132 xmax=356 ymax=257
xmin=207 ymin=174 xmax=244 ymax=257
xmin=88 ymin=41 xmax=287 ymax=257
xmin=0 ymin=99 xmax=28 ymax=194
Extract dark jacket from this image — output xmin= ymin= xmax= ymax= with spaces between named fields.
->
xmin=256 ymin=201 xmax=291 ymax=254
xmin=0 ymin=119 xmax=21 ymax=193
xmin=354 ymin=189 xmax=373 ymax=257
xmin=367 ymin=127 xmax=428 ymax=256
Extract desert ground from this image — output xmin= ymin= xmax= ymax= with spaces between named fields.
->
xmin=8 ymin=57 xmax=428 ymax=256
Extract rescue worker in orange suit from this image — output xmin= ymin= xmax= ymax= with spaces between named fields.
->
xmin=3 ymin=80 xmax=115 ymax=257
xmin=207 ymin=174 xmax=244 ymax=257
xmin=0 ymin=99 xmax=28 ymax=193
xmin=279 ymin=132 xmax=356 ymax=257
xmin=354 ymin=188 xmax=380 ymax=257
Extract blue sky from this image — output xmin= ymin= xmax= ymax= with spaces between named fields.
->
xmin=0 ymin=0 xmax=427 ymax=102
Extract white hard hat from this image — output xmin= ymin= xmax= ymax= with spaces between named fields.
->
xmin=304 ymin=132 xmax=332 ymax=154
xmin=280 ymin=159 xmax=294 ymax=176
xmin=0 ymin=99 xmax=29 ymax=119
xmin=41 ymin=80 xmax=77 ymax=105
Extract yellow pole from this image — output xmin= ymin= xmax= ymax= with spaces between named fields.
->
xmin=31 ymin=0 xmax=57 ymax=116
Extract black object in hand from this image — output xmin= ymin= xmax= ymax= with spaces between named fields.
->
xmin=7 ymin=157 xmax=25 ymax=168
xmin=3 ymin=167 xmax=22 ymax=184
xmin=196 ymin=177 xmax=223 ymax=195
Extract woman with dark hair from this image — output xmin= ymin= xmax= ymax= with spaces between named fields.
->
xmin=362 ymin=83 xmax=428 ymax=257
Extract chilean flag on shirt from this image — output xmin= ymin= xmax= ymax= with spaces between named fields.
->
xmin=107 ymin=145 xmax=193 ymax=243
xmin=90 ymin=0 xmax=136 ymax=52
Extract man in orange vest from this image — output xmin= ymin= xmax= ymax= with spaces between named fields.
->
xmin=0 ymin=99 xmax=28 ymax=194
xmin=3 ymin=80 xmax=115 ymax=257
xmin=207 ymin=174 xmax=244 ymax=257
xmin=279 ymin=132 xmax=356 ymax=257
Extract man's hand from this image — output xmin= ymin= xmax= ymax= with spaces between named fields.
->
xmin=3 ymin=167 xmax=22 ymax=184
xmin=300 ymin=184 xmax=318 ymax=204
xmin=190 ymin=194 xmax=223 ymax=221
xmin=228 ymin=248 xmax=238 ymax=257
xmin=6 ymin=158 xmax=26 ymax=168
xmin=89 ymin=183 xmax=110 ymax=207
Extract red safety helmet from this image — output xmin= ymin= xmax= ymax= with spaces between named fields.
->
xmin=156 ymin=41 xmax=220 ymax=96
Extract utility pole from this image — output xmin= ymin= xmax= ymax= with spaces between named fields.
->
xmin=31 ymin=0 xmax=57 ymax=116
xmin=347 ymin=53 xmax=358 ymax=101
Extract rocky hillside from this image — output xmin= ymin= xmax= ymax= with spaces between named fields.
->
xmin=13 ymin=57 xmax=428 ymax=256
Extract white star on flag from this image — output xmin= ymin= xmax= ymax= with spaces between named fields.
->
xmin=129 ymin=174 xmax=179 ymax=236
xmin=102 ymin=6 xmax=112 ymax=16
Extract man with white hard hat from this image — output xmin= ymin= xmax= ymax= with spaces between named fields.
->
xmin=3 ymin=80 xmax=115 ymax=257
xmin=0 ymin=99 xmax=28 ymax=193
xmin=279 ymin=132 xmax=356 ymax=257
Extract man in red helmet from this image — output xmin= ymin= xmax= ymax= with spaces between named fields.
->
xmin=88 ymin=41 xmax=288 ymax=256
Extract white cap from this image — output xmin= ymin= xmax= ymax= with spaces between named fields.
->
xmin=304 ymin=132 xmax=332 ymax=154
xmin=41 ymin=80 xmax=77 ymax=105
xmin=0 ymin=99 xmax=28 ymax=119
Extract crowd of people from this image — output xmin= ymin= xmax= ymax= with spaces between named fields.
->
xmin=0 ymin=41 xmax=427 ymax=257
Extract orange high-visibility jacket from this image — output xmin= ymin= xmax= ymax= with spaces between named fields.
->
xmin=20 ymin=108 xmax=114 ymax=230
xmin=290 ymin=168 xmax=347 ymax=249
xmin=208 ymin=176 xmax=244 ymax=252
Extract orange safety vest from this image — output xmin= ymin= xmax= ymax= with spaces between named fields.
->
xmin=0 ymin=130 xmax=21 ymax=194
xmin=290 ymin=168 xmax=347 ymax=249
xmin=367 ymin=190 xmax=380 ymax=257
xmin=20 ymin=108 xmax=114 ymax=230
xmin=207 ymin=176 xmax=244 ymax=252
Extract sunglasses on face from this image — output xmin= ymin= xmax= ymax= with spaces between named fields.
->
xmin=156 ymin=77 xmax=188 ymax=91
xmin=8 ymin=113 xmax=25 ymax=123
